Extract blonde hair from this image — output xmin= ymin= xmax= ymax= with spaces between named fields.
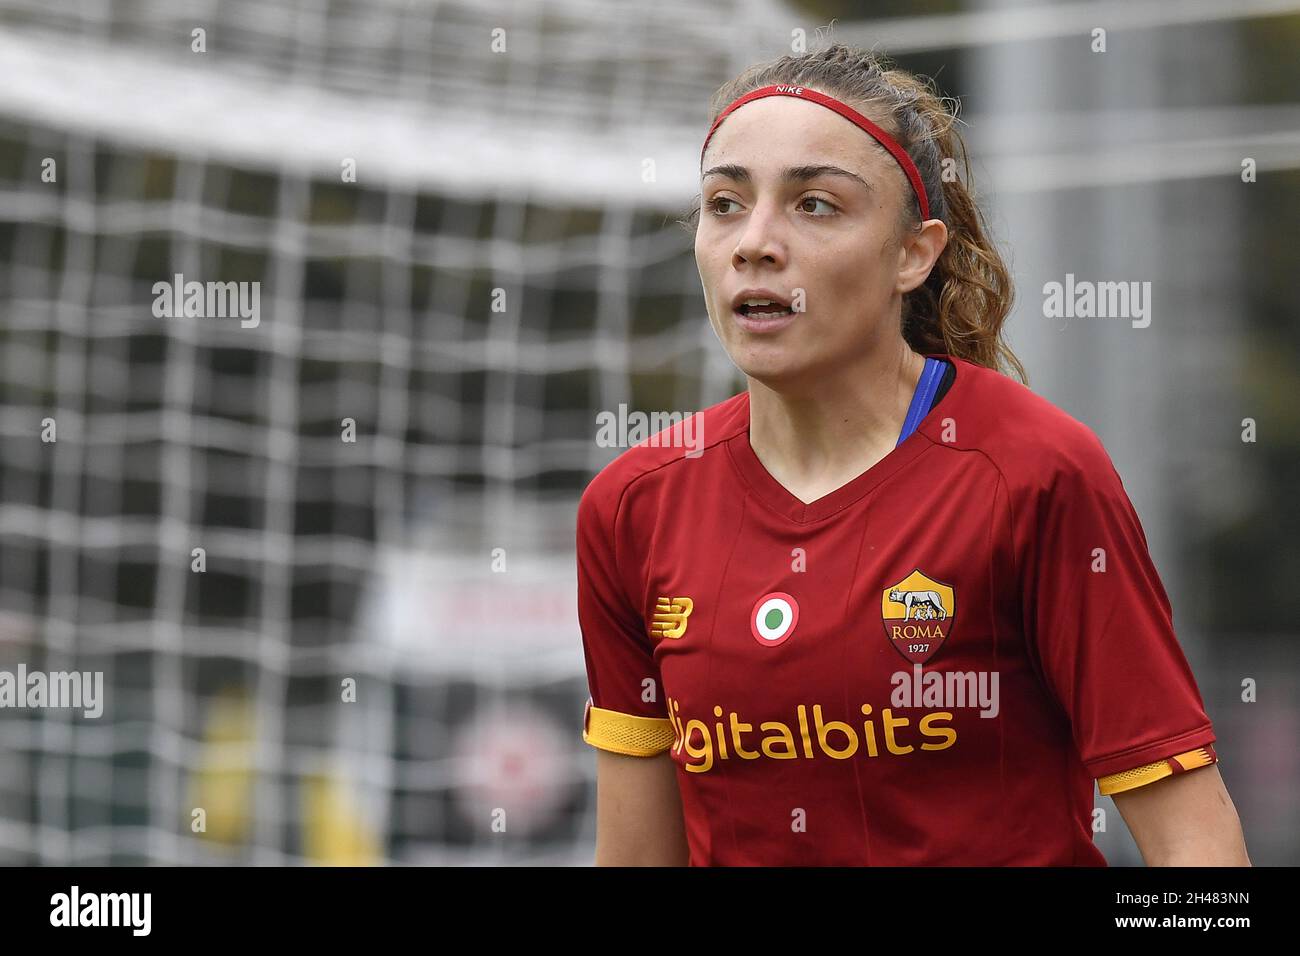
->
xmin=690 ymin=43 xmax=1027 ymax=384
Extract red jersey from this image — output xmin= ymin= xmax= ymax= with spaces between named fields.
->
xmin=577 ymin=352 xmax=1218 ymax=865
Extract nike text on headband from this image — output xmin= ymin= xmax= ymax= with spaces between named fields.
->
xmin=700 ymin=84 xmax=931 ymax=222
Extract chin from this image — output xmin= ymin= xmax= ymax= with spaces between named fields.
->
xmin=731 ymin=351 xmax=816 ymax=390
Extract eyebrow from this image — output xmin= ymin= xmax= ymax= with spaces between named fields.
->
xmin=701 ymin=163 xmax=873 ymax=193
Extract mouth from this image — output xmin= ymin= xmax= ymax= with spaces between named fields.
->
xmin=735 ymin=302 xmax=795 ymax=320
xmin=730 ymin=293 xmax=797 ymax=333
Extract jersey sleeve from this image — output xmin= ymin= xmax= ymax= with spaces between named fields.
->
xmin=1011 ymin=428 xmax=1218 ymax=796
xmin=576 ymin=475 xmax=676 ymax=757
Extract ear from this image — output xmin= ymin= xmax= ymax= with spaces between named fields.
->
xmin=895 ymin=219 xmax=949 ymax=294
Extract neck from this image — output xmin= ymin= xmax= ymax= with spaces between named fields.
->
xmin=746 ymin=340 xmax=927 ymax=497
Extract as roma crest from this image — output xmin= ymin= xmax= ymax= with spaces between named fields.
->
xmin=880 ymin=569 xmax=955 ymax=664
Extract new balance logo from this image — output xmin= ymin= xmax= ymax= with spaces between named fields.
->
xmin=651 ymin=597 xmax=694 ymax=639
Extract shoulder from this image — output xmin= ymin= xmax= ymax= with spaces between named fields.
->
xmin=932 ymin=356 xmax=1118 ymax=497
xmin=579 ymin=390 xmax=750 ymax=521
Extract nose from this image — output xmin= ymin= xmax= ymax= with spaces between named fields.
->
xmin=731 ymin=199 xmax=786 ymax=269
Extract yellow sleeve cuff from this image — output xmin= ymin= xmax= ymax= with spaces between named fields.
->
xmin=1097 ymin=746 xmax=1218 ymax=795
xmin=582 ymin=699 xmax=676 ymax=756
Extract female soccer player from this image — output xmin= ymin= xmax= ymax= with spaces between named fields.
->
xmin=576 ymin=44 xmax=1249 ymax=866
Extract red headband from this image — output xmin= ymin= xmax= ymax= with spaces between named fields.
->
xmin=700 ymin=83 xmax=931 ymax=222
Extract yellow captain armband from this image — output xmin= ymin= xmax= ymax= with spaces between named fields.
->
xmin=582 ymin=698 xmax=676 ymax=756
xmin=1097 ymin=744 xmax=1218 ymax=796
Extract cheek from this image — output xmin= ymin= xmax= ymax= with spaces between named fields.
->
xmin=699 ymin=254 xmax=739 ymax=328
xmin=799 ymin=255 xmax=895 ymax=346
xmin=814 ymin=247 xmax=886 ymax=308
xmin=695 ymin=235 xmax=723 ymax=290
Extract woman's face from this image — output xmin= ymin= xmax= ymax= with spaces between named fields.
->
xmin=694 ymin=93 xmax=930 ymax=388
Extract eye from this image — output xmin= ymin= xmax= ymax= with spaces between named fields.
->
xmin=799 ymin=195 xmax=837 ymax=216
xmin=705 ymin=195 xmax=739 ymax=216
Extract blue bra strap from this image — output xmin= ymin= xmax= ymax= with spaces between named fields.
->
xmin=896 ymin=357 xmax=945 ymax=447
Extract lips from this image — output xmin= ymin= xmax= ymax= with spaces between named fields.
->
xmin=730 ymin=289 xmax=793 ymax=313
xmin=726 ymin=289 xmax=798 ymax=333
xmin=730 ymin=304 xmax=798 ymax=333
